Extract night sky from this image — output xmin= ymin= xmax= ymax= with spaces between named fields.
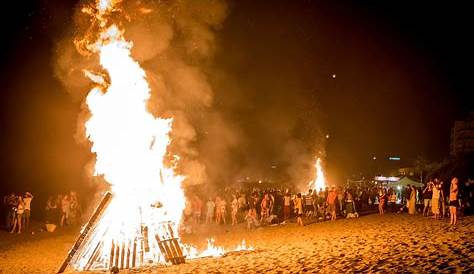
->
xmin=0 ymin=0 xmax=472 ymax=201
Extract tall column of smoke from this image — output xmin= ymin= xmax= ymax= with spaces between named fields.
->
xmin=53 ymin=0 xmax=231 ymax=188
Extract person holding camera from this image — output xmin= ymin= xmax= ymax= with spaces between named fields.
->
xmin=422 ymin=181 xmax=433 ymax=216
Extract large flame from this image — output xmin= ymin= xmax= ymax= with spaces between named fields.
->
xmin=308 ymin=158 xmax=326 ymax=191
xmin=70 ymin=0 xmax=185 ymax=270
xmin=69 ymin=1 xmax=253 ymax=270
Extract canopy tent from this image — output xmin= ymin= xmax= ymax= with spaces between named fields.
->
xmin=388 ymin=176 xmax=423 ymax=188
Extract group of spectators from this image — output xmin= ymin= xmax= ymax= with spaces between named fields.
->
xmin=374 ymin=177 xmax=462 ymax=225
xmin=45 ymin=191 xmax=82 ymax=227
xmin=181 ymin=176 xmax=468 ymax=232
xmin=181 ymin=185 xmax=384 ymax=232
xmin=2 ymin=191 xmax=83 ymax=234
xmin=420 ymin=177 xmax=461 ymax=225
xmin=2 ymin=192 xmax=34 ymax=234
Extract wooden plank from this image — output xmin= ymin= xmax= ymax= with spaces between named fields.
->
xmin=120 ymin=242 xmax=125 ymax=269
xmin=57 ymin=192 xmax=113 ymax=273
xmin=155 ymin=234 xmax=170 ymax=263
xmin=109 ymin=240 xmax=115 ymax=269
xmin=167 ymin=223 xmax=185 ymax=264
xmin=125 ymin=240 xmax=131 ymax=269
xmin=131 ymin=239 xmax=137 ymax=268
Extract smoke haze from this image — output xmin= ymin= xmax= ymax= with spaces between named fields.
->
xmin=53 ymin=0 xmax=326 ymax=191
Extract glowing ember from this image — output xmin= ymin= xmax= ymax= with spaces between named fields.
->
xmin=308 ymin=158 xmax=326 ymax=191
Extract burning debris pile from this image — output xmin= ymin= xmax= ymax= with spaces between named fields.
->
xmin=57 ymin=0 xmax=252 ymax=272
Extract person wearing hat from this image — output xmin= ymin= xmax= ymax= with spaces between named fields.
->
xmin=23 ymin=192 xmax=34 ymax=231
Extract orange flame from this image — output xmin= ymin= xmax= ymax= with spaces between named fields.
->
xmin=308 ymin=158 xmax=326 ymax=191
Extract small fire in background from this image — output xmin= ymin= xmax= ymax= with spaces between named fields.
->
xmin=308 ymin=158 xmax=326 ymax=191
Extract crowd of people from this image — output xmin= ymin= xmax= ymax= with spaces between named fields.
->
xmin=181 ymin=176 xmax=467 ymax=233
xmin=181 ymin=184 xmax=382 ymax=232
xmin=44 ymin=191 xmax=82 ymax=228
xmin=419 ymin=177 xmax=461 ymax=225
xmin=2 ymin=192 xmax=34 ymax=234
xmin=2 ymin=176 xmax=468 ymax=235
xmin=2 ymin=191 xmax=83 ymax=234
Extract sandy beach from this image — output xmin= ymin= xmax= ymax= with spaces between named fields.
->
xmin=0 ymin=214 xmax=472 ymax=273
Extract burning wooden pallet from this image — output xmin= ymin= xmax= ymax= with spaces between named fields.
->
xmin=57 ymin=192 xmax=185 ymax=273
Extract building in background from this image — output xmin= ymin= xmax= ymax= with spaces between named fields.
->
xmin=450 ymin=113 xmax=474 ymax=156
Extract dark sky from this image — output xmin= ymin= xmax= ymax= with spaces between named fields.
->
xmin=0 ymin=0 xmax=472 ymax=198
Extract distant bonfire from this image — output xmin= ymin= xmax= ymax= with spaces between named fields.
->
xmin=308 ymin=158 xmax=326 ymax=191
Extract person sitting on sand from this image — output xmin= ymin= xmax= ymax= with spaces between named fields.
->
xmin=245 ymin=208 xmax=259 ymax=229
xmin=449 ymin=177 xmax=459 ymax=226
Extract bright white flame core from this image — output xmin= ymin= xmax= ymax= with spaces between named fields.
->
xmin=308 ymin=158 xmax=326 ymax=191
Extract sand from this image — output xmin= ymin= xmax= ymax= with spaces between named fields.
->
xmin=0 ymin=214 xmax=473 ymax=273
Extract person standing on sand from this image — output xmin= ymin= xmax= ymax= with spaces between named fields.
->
xmin=22 ymin=192 xmax=33 ymax=231
xmin=10 ymin=195 xmax=24 ymax=234
xmin=283 ymin=191 xmax=291 ymax=221
xmin=408 ymin=185 xmax=417 ymax=215
xmin=449 ymin=177 xmax=459 ymax=226
xmin=3 ymin=193 xmax=17 ymax=230
xmin=294 ymin=193 xmax=304 ymax=226
xmin=389 ymin=191 xmax=397 ymax=213
xmin=327 ymin=187 xmax=337 ymax=221
xmin=337 ymin=188 xmax=344 ymax=214
xmin=431 ymin=181 xmax=442 ymax=219
xmin=439 ymin=182 xmax=446 ymax=218
xmin=378 ymin=188 xmax=386 ymax=215
xmin=231 ymin=195 xmax=239 ymax=225
xmin=205 ymin=198 xmax=215 ymax=224
xmin=422 ymin=182 xmax=433 ymax=216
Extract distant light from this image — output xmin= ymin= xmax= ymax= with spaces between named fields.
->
xmin=374 ymin=176 xmax=400 ymax=182
xmin=332 ymin=74 xmax=336 ymax=79
xmin=325 ymin=134 xmax=330 ymax=139
xmin=373 ymin=156 xmax=377 ymax=160
xmin=397 ymin=186 xmax=402 ymax=190
xmin=389 ymin=157 xmax=401 ymax=161
xmin=271 ymin=165 xmax=277 ymax=169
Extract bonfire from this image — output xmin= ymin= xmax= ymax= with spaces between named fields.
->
xmin=56 ymin=1 xmax=252 ymax=273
